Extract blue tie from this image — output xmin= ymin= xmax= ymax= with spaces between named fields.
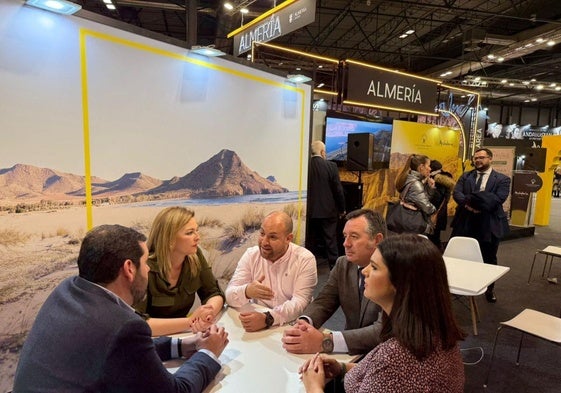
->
xmin=475 ymin=172 xmax=485 ymax=192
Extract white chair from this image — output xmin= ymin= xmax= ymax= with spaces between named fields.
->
xmin=443 ymin=236 xmax=485 ymax=335
xmin=484 ymin=309 xmax=561 ymax=388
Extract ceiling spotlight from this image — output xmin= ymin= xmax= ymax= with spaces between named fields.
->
xmin=497 ymin=57 xmax=504 ymax=62
xmin=531 ymin=98 xmax=538 ymax=102
xmin=405 ymin=29 xmax=415 ymax=35
xmin=190 ymin=45 xmax=226 ymax=57
xmin=106 ymin=3 xmax=115 ymax=9
xmin=536 ymin=84 xmax=544 ymax=90
xmin=240 ymin=8 xmax=249 ymax=14
xmin=399 ymin=34 xmax=408 ymax=39
xmin=556 ymin=86 xmax=561 ymax=91
xmin=549 ymin=83 xmax=557 ymax=87
xmin=524 ymin=99 xmax=530 ymax=102
xmin=501 ymin=79 xmax=507 ymax=84
xmin=536 ymin=37 xmax=545 ymax=43
xmin=487 ymin=54 xmax=495 ymax=59
xmin=547 ymin=40 xmax=556 ymax=46
xmin=287 ymin=74 xmax=312 ymax=83
xmin=224 ymin=2 xmax=233 ymax=10
xmin=25 ymin=0 xmax=82 ymax=14
xmin=522 ymin=81 xmax=530 ymax=85
xmin=316 ymin=82 xmax=325 ymax=88
xmin=509 ymin=83 xmax=515 ymax=86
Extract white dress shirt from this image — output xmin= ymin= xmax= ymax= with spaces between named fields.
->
xmin=225 ymin=243 xmax=317 ymax=325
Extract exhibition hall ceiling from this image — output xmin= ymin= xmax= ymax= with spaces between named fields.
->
xmin=77 ymin=0 xmax=561 ymax=106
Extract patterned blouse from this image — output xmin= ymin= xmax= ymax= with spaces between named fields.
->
xmin=344 ymin=337 xmax=464 ymax=393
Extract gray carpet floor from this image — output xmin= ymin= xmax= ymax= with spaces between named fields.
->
xmin=314 ymin=197 xmax=561 ymax=393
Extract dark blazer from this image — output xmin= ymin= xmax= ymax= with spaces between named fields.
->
xmin=307 ymin=156 xmax=345 ymax=218
xmin=301 ymin=256 xmax=382 ymax=355
xmin=451 ymin=168 xmax=511 ymax=241
xmin=14 ymin=276 xmax=220 ymax=393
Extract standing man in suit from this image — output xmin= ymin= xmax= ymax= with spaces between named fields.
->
xmin=306 ymin=140 xmax=346 ymax=269
xmin=14 ymin=224 xmax=229 ymax=393
xmin=451 ymin=147 xmax=511 ymax=303
xmin=282 ymin=209 xmax=385 ymax=356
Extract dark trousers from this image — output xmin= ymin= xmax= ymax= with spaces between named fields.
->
xmin=478 ymin=237 xmax=500 ymax=291
xmin=306 ymin=217 xmax=339 ymax=268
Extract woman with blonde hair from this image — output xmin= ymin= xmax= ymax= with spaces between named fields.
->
xmin=134 ymin=206 xmax=224 ymax=336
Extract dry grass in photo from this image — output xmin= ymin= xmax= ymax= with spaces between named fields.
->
xmin=0 ymin=229 xmax=31 ymax=247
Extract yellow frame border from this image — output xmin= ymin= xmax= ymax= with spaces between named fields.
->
xmin=78 ymin=28 xmax=309 ymax=241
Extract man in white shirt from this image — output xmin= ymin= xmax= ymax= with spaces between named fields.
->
xmin=225 ymin=211 xmax=317 ymax=331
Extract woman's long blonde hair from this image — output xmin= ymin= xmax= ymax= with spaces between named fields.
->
xmin=147 ymin=206 xmax=201 ymax=279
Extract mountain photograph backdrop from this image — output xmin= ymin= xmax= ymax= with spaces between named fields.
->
xmin=0 ymin=149 xmax=288 ymax=205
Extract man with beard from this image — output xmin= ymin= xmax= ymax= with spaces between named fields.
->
xmin=451 ymin=148 xmax=511 ymax=303
xmin=14 ymin=224 xmax=229 ymax=393
xmin=225 ymin=211 xmax=317 ymax=332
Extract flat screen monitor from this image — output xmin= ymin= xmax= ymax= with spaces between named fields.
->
xmin=323 ymin=112 xmax=393 ymax=168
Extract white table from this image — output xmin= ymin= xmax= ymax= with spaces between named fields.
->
xmin=444 ymin=256 xmax=510 ymax=296
xmin=166 ymin=304 xmax=355 ymax=393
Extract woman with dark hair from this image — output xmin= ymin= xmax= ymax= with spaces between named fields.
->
xmin=392 ymin=154 xmax=436 ymax=235
xmin=300 ymin=234 xmax=465 ymax=393
xmin=427 ymin=160 xmax=456 ymax=250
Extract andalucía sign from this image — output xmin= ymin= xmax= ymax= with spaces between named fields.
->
xmin=229 ymin=0 xmax=316 ymax=56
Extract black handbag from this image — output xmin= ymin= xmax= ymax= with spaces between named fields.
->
xmin=386 ymin=183 xmax=431 ymax=234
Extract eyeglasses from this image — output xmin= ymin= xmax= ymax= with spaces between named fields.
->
xmin=473 ymin=156 xmax=490 ymax=160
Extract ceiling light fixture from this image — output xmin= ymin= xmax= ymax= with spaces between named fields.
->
xmin=224 ymin=2 xmax=233 ymax=10
xmin=190 ymin=45 xmax=226 ymax=57
xmin=405 ymin=29 xmax=415 ymax=35
xmin=547 ymin=40 xmax=556 ymax=46
xmin=25 ymin=0 xmax=82 ymax=14
xmin=287 ymin=74 xmax=312 ymax=83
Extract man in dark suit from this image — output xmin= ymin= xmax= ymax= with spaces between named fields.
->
xmin=13 ymin=224 xmax=229 ymax=393
xmin=451 ymin=147 xmax=511 ymax=303
xmin=306 ymin=140 xmax=346 ymax=268
xmin=282 ymin=209 xmax=385 ymax=355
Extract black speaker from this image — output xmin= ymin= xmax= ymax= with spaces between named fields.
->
xmin=346 ymin=133 xmax=374 ymax=171
xmin=522 ymin=148 xmax=547 ymax=172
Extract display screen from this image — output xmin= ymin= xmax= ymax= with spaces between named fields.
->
xmin=324 ymin=113 xmax=393 ymax=167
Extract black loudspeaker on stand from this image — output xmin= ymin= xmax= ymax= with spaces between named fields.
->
xmin=347 ymin=133 xmax=374 ymax=171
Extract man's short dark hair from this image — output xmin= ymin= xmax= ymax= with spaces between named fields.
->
xmin=345 ymin=209 xmax=387 ymax=238
xmin=474 ymin=147 xmax=493 ymax=158
xmin=77 ymin=224 xmax=146 ymax=285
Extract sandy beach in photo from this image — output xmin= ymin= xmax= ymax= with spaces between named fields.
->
xmin=0 ymin=200 xmax=306 ymax=391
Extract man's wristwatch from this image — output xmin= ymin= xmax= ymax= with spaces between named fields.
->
xmin=321 ymin=332 xmax=334 ymax=353
xmin=264 ymin=311 xmax=274 ymax=329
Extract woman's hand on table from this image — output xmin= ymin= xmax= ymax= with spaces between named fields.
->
xmin=299 ymin=353 xmax=332 ymax=393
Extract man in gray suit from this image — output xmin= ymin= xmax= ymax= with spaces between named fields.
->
xmin=306 ymin=140 xmax=346 ymax=268
xmin=14 ymin=224 xmax=229 ymax=393
xmin=282 ymin=209 xmax=385 ymax=355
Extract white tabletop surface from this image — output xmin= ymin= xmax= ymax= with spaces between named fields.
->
xmin=444 ymin=256 xmax=510 ymax=295
xmin=166 ymin=304 xmax=355 ymax=393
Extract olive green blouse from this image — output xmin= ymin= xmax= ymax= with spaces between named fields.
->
xmin=134 ymin=247 xmax=224 ymax=318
